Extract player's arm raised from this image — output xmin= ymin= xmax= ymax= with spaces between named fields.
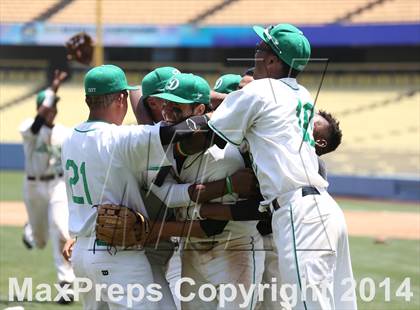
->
xmin=31 ymin=70 xmax=67 ymax=134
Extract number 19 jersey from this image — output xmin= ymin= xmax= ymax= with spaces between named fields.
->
xmin=208 ymin=78 xmax=328 ymax=206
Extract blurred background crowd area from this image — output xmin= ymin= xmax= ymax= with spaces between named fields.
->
xmin=0 ymin=0 xmax=419 ymax=180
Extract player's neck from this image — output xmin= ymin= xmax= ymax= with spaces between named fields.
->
xmin=151 ymin=109 xmax=163 ymax=123
xmin=88 ymin=110 xmax=119 ymax=125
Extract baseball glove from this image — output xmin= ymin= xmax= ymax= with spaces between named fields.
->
xmin=95 ymin=204 xmax=149 ymax=247
xmin=65 ymin=32 xmax=94 ymax=65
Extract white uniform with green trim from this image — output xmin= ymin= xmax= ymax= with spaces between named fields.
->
xmin=209 ymin=78 xmax=356 ymax=310
xmin=170 ymin=143 xmax=265 ymax=310
xmin=62 ymin=120 xmax=170 ymax=310
xmin=19 ymin=118 xmax=75 ymax=284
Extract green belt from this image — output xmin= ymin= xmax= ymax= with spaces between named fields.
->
xmin=95 ymin=239 xmax=109 ymax=246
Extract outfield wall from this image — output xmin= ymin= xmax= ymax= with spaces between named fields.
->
xmin=0 ymin=144 xmax=24 ymax=171
xmin=1 ymin=23 xmax=419 ymax=47
xmin=1 ymin=143 xmax=419 ymax=202
xmin=328 ymin=175 xmax=420 ymax=202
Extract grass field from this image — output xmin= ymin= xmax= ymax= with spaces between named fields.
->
xmin=0 ymin=171 xmax=25 ymax=201
xmin=0 ymin=226 xmax=82 ymax=309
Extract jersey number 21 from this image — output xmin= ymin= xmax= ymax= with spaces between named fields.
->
xmin=66 ymin=159 xmax=93 ymax=204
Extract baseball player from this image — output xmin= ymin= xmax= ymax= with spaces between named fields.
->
xmin=129 ymin=67 xmax=251 ymax=310
xmin=206 ymin=24 xmax=357 ymax=309
xmin=213 ymin=73 xmax=242 ymax=94
xmin=211 ymin=69 xmax=254 ymax=110
xmin=138 ymin=72 xmax=261 ymax=310
xmin=130 ymin=66 xmax=181 ymax=125
xmin=20 ymin=70 xmax=75 ymax=304
xmin=136 ymin=66 xmax=183 ymax=310
xmin=181 ymin=110 xmax=342 ymax=309
xmin=62 ymin=64 xmax=172 ymax=309
xmin=258 ymin=110 xmax=344 ymax=310
xmin=152 ymin=73 xmax=265 ymax=310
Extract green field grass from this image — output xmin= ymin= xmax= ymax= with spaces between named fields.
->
xmin=337 ymin=197 xmax=420 ymax=213
xmin=0 ymin=170 xmax=24 ymax=201
xmin=0 ymin=226 xmax=82 ymax=309
xmin=0 ymin=226 xmax=419 ymax=309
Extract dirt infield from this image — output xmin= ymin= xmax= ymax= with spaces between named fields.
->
xmin=1 ymin=201 xmax=419 ymax=240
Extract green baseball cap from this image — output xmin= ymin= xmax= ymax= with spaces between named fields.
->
xmin=142 ymin=66 xmax=181 ymax=98
xmin=151 ymin=73 xmax=210 ymax=105
xmin=84 ymin=64 xmax=137 ymax=96
xmin=253 ymin=24 xmax=311 ymax=71
xmin=36 ymin=90 xmax=60 ymax=108
xmin=213 ymin=74 xmax=241 ymax=94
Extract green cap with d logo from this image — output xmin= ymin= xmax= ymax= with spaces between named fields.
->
xmin=151 ymin=73 xmax=210 ymax=105
xmin=214 ymin=74 xmax=241 ymax=94
xmin=142 ymin=66 xmax=181 ymax=98
xmin=84 ymin=64 xmax=138 ymax=96
xmin=253 ymin=24 xmax=311 ymax=71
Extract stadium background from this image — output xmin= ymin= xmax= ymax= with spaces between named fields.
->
xmin=0 ymin=0 xmax=419 ymax=309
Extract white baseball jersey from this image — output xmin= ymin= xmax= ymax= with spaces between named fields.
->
xmin=175 ymin=144 xmax=264 ymax=310
xmin=62 ymin=121 xmax=170 ymax=238
xmin=20 ymin=118 xmax=75 ymax=284
xmin=20 ymin=119 xmax=70 ymax=176
xmin=169 ymin=143 xmax=259 ymax=242
xmin=208 ymin=78 xmax=328 ymax=206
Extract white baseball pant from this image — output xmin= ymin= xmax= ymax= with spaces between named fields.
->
xmin=257 ymin=234 xmax=283 ymax=310
xmin=71 ymin=237 xmax=158 ymax=310
xmin=145 ymin=244 xmax=178 ymax=310
xmin=166 ymin=247 xmax=182 ymax=310
xmin=271 ymin=188 xmax=357 ymax=310
xmin=180 ymin=234 xmax=265 ymax=310
xmin=23 ymin=177 xmax=75 ymax=283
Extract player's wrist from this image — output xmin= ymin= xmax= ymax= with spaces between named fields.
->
xmin=41 ymin=89 xmax=56 ymax=108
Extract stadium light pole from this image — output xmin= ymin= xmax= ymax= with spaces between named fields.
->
xmin=94 ymin=0 xmax=104 ymax=66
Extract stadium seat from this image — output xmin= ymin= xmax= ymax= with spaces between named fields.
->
xmin=1 ymin=0 xmax=418 ymax=26
xmin=49 ymin=0 xmax=223 ymax=25
xmin=350 ymin=0 xmax=420 ymax=24
xmin=0 ymin=0 xmax=59 ymax=23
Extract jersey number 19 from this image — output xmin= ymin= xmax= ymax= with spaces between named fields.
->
xmin=296 ymin=100 xmax=315 ymax=147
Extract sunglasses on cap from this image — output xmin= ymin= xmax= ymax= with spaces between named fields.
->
xmin=263 ymin=25 xmax=283 ymax=56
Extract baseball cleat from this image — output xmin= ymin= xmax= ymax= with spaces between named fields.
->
xmin=22 ymin=223 xmax=35 ymax=250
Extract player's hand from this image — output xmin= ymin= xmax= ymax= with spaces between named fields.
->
xmin=62 ymin=238 xmax=76 ymax=262
xmin=230 ymin=168 xmax=259 ymax=198
xmin=51 ymin=69 xmax=68 ymax=93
